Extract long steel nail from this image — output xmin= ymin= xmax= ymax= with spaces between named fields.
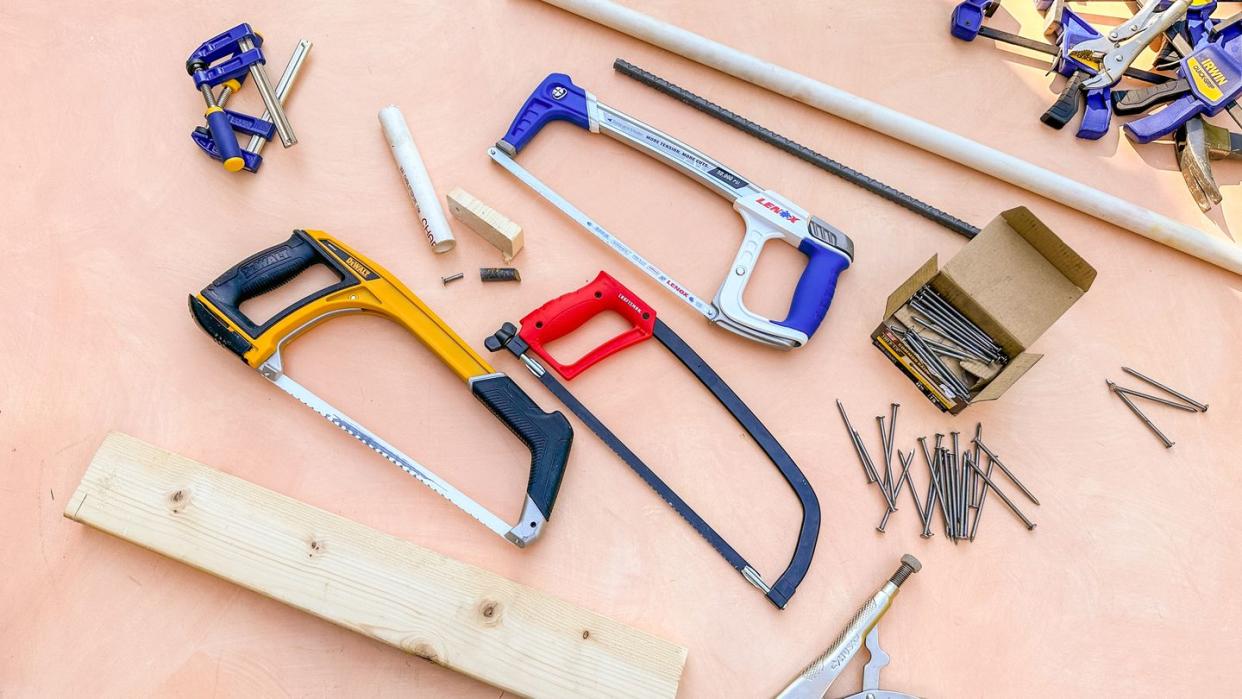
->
xmin=1122 ymin=367 xmax=1208 ymax=411
xmin=917 ymin=289 xmax=999 ymax=350
xmin=1109 ymin=381 xmax=1175 ymax=448
xmin=1114 ymin=386 xmax=1200 ymax=412
xmin=969 ymin=454 xmax=997 ymax=541
xmin=837 ymin=400 xmax=878 ymax=483
xmin=969 ymin=457 xmax=1037 ymax=530
xmin=910 ymin=299 xmax=996 ymax=358
xmin=877 ymin=415 xmax=894 ymax=502
xmin=918 ymin=439 xmax=941 ymax=538
xmin=973 ymin=437 xmax=1041 ymax=505
xmin=971 ymin=424 xmax=983 ymax=507
xmin=960 ymin=453 xmax=972 ymax=538
xmin=878 ymin=450 xmax=915 ymax=532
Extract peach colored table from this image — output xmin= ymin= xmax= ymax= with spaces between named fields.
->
xmin=3 ymin=2 xmax=1240 ymax=697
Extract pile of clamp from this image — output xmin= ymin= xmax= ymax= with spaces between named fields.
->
xmin=952 ymin=0 xmax=1242 ymax=211
xmin=187 ymin=23 xmax=305 ymax=173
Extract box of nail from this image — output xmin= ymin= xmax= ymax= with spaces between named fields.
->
xmin=873 ymin=207 xmax=1096 ymax=413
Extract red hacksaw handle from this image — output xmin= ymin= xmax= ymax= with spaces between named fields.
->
xmin=518 ymin=271 xmax=657 ymax=380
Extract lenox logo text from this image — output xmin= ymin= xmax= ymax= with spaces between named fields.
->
xmin=664 ymin=278 xmax=692 ymax=299
xmin=756 ymin=197 xmax=800 ymax=224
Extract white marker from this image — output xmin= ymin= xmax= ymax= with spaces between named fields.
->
xmin=379 ymin=105 xmax=456 ymax=253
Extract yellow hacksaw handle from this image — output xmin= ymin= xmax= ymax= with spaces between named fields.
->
xmin=188 ymin=229 xmax=491 ymax=381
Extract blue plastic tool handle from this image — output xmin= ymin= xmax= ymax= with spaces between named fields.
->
xmin=498 ymin=73 xmax=590 ymax=154
xmin=775 ymin=239 xmax=851 ymax=337
xmin=191 ymin=128 xmax=263 ymax=172
xmin=1126 ymin=38 xmax=1242 ymax=143
xmin=222 ymin=109 xmax=275 ymax=140
xmin=950 ymin=0 xmax=994 ymax=41
xmin=1057 ymin=9 xmax=1103 ymax=77
xmin=187 ymin=24 xmax=263 ymax=88
xmin=1077 ymin=88 xmax=1113 ymax=140
xmin=205 ymin=108 xmax=245 ymax=166
xmin=193 ymin=48 xmax=264 ymax=88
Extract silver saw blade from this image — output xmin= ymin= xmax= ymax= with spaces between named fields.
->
xmin=489 ymin=146 xmax=719 ymax=321
xmin=258 ymin=352 xmax=514 ymax=541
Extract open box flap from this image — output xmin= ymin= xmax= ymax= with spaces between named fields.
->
xmin=938 ymin=207 xmax=1096 ymax=350
xmin=884 ymin=255 xmax=938 ymax=318
xmin=974 ymin=352 xmax=1043 ymax=402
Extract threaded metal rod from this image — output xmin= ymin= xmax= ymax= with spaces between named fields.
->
xmin=613 ymin=58 xmax=980 ymax=240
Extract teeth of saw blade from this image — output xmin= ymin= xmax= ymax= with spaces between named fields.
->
xmin=269 ymin=371 xmax=512 ymax=538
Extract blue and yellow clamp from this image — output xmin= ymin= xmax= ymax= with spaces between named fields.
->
xmin=186 ymin=24 xmax=302 ymax=172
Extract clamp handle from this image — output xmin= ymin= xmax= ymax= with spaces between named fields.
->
xmin=497 ymin=73 xmax=591 ymax=155
xmin=1076 ymin=87 xmax=1113 ymax=140
xmin=192 ymin=127 xmax=263 ymax=172
xmin=516 ymin=271 xmax=656 ymax=380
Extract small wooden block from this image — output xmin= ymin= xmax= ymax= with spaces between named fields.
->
xmin=446 ymin=187 xmax=524 ymax=261
xmin=65 ymin=433 xmax=687 ymax=699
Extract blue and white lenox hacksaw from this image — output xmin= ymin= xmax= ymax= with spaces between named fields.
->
xmin=489 ymin=72 xmax=855 ymax=350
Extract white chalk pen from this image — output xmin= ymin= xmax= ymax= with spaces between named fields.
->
xmin=378 ymin=105 xmax=456 ymax=253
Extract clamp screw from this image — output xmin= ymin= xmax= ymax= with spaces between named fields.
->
xmin=441 ymin=272 xmax=464 ymax=285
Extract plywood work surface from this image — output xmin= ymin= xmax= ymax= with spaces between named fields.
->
xmin=3 ymin=2 xmax=1240 ymax=697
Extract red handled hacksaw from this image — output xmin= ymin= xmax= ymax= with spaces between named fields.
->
xmin=485 ymin=271 xmax=821 ymax=607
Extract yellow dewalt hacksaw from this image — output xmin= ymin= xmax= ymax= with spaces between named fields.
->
xmin=188 ymin=229 xmax=574 ymax=547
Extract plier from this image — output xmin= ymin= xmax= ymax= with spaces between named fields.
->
xmin=1043 ymin=0 xmax=1190 ymax=139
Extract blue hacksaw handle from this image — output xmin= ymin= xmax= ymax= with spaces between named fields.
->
xmin=498 ymin=73 xmax=590 ymax=154
xmin=776 ymin=239 xmax=851 ymax=338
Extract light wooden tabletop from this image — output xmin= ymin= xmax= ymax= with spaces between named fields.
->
xmin=3 ymin=1 xmax=1239 ymax=697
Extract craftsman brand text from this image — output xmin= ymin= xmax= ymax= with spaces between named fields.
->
xmin=617 ymin=292 xmax=644 ymax=315
xmin=756 ymin=197 xmax=801 ymax=224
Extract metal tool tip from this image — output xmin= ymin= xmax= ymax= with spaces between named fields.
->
xmin=890 ymin=554 xmax=922 ymax=586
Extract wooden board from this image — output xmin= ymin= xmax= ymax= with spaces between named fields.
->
xmin=63 ymin=433 xmax=686 ymax=699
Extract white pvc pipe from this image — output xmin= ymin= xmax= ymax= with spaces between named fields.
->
xmin=538 ymin=0 xmax=1242 ymax=276
xmin=379 ymin=105 xmax=456 ymax=254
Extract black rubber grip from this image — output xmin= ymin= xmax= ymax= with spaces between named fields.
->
xmin=612 ymin=59 xmax=981 ymax=240
xmin=1041 ymin=72 xmax=1085 ymax=130
xmin=188 ymin=294 xmax=252 ymax=361
xmin=1112 ymin=80 xmax=1189 ymax=116
xmin=471 ymin=374 xmax=573 ymax=521
xmin=200 ymin=230 xmax=355 ymax=339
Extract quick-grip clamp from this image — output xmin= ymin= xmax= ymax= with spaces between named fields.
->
xmin=187 ymin=24 xmax=301 ymax=172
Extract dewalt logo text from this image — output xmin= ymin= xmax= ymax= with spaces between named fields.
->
xmin=345 ymin=257 xmax=374 ymax=278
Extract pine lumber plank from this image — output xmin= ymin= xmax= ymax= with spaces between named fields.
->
xmin=63 ymin=432 xmax=687 ymax=699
